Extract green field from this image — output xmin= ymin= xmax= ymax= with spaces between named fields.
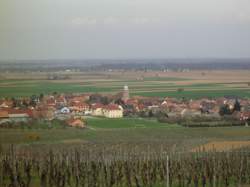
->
xmin=1 ymin=117 xmax=250 ymax=151
xmin=0 ymin=78 xmax=250 ymax=98
xmin=135 ymin=89 xmax=250 ymax=98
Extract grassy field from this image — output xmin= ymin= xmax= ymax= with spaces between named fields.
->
xmin=0 ymin=70 xmax=250 ymax=98
xmin=1 ymin=117 xmax=250 ymax=152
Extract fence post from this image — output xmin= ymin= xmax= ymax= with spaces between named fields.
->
xmin=166 ymin=155 xmax=170 ymax=187
xmin=213 ymin=154 xmax=216 ymax=187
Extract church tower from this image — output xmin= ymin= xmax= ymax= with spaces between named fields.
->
xmin=122 ymin=85 xmax=129 ymax=102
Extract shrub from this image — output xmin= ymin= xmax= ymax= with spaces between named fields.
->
xmin=25 ymin=133 xmax=40 ymax=141
xmin=157 ymin=116 xmax=182 ymax=124
xmin=177 ymin=88 xmax=184 ymax=92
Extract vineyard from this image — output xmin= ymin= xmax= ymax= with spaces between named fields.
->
xmin=1 ymin=145 xmax=250 ymax=187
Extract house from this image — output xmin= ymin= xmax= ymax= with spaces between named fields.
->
xmin=126 ymin=98 xmax=138 ymax=105
xmin=6 ymin=109 xmax=33 ymax=122
xmin=240 ymin=112 xmax=250 ymax=121
xmin=60 ymin=107 xmax=70 ymax=114
xmin=0 ymin=110 xmax=10 ymax=124
xmin=67 ymin=118 xmax=86 ymax=128
xmin=46 ymin=98 xmax=56 ymax=107
xmin=103 ymin=104 xmax=123 ymax=118
xmin=0 ymin=100 xmax=13 ymax=108
xmin=200 ymin=100 xmax=216 ymax=114
xmin=136 ymin=104 xmax=146 ymax=112
xmin=91 ymin=103 xmax=104 ymax=116
xmin=56 ymin=95 xmax=67 ymax=107
xmin=181 ymin=109 xmax=201 ymax=118
xmin=240 ymin=112 xmax=250 ymax=126
xmin=71 ymin=94 xmax=90 ymax=102
xmin=69 ymin=102 xmax=90 ymax=113
xmin=33 ymin=107 xmax=55 ymax=121
xmin=241 ymin=101 xmax=250 ymax=112
xmin=188 ymin=100 xmax=202 ymax=110
xmin=0 ymin=110 xmax=9 ymax=119
xmin=161 ymin=98 xmax=186 ymax=113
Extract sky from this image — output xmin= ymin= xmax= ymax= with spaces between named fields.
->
xmin=0 ymin=0 xmax=250 ymax=60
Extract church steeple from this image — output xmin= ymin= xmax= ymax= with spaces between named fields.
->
xmin=122 ymin=85 xmax=129 ymax=102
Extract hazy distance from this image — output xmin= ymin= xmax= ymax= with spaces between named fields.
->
xmin=0 ymin=0 xmax=250 ymax=60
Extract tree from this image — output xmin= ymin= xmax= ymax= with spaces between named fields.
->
xmin=115 ymin=98 xmax=124 ymax=106
xmin=233 ymin=99 xmax=241 ymax=112
xmin=30 ymin=95 xmax=38 ymax=107
xmin=39 ymin=93 xmax=44 ymax=102
xmin=148 ymin=110 xmax=154 ymax=118
xmin=11 ymin=97 xmax=17 ymax=108
xmin=22 ymin=99 xmax=29 ymax=108
xmin=219 ymin=104 xmax=232 ymax=116
xmin=100 ymin=96 xmax=109 ymax=105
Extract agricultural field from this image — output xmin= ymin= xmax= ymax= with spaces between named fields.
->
xmin=0 ymin=70 xmax=250 ymax=98
xmin=1 ymin=117 xmax=250 ymax=187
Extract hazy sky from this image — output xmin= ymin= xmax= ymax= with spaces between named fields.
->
xmin=0 ymin=0 xmax=250 ymax=60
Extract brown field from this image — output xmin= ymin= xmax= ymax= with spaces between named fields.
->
xmin=191 ymin=140 xmax=250 ymax=152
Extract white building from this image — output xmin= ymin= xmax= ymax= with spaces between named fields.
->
xmin=103 ymin=104 xmax=123 ymax=118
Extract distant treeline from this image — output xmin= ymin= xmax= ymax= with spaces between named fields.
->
xmin=0 ymin=58 xmax=250 ymax=72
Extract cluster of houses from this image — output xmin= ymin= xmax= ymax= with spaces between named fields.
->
xmin=0 ymin=85 xmax=250 ymax=128
xmin=0 ymin=95 xmax=124 ymax=128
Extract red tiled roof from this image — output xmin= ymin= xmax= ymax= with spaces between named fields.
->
xmin=126 ymin=99 xmax=138 ymax=105
xmin=47 ymin=99 xmax=56 ymax=105
xmin=91 ymin=103 xmax=104 ymax=109
xmin=137 ymin=104 xmax=145 ymax=110
xmin=56 ymin=97 xmax=66 ymax=103
xmin=71 ymin=102 xmax=89 ymax=107
xmin=241 ymin=112 xmax=250 ymax=120
xmin=104 ymin=104 xmax=121 ymax=110
xmin=4 ymin=108 xmax=33 ymax=117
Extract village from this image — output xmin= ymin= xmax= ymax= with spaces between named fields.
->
xmin=0 ymin=85 xmax=250 ymax=128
